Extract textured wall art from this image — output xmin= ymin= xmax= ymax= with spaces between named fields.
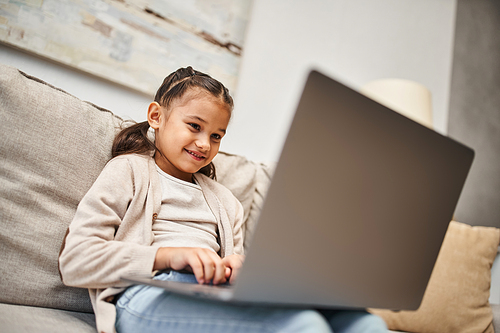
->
xmin=0 ymin=0 xmax=251 ymax=95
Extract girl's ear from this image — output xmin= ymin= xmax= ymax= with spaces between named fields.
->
xmin=147 ymin=102 xmax=162 ymax=130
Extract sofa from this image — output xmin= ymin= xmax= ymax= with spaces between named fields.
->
xmin=0 ymin=63 xmax=499 ymax=333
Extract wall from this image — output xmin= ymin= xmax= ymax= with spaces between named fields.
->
xmin=447 ymin=0 xmax=500 ymax=304
xmin=448 ymin=0 xmax=500 ymax=228
xmin=225 ymin=0 xmax=457 ymax=163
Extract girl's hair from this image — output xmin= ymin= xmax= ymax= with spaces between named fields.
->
xmin=111 ymin=67 xmax=233 ymax=179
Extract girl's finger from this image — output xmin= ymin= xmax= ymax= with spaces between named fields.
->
xmin=225 ymin=266 xmax=232 ymax=279
xmin=196 ymin=249 xmax=216 ymax=284
xmin=186 ymin=253 xmax=206 ymax=284
xmin=207 ymin=252 xmax=227 ymax=285
xmin=201 ymin=250 xmax=227 ymax=285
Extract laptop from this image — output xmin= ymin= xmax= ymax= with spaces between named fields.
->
xmin=122 ymin=69 xmax=474 ymax=311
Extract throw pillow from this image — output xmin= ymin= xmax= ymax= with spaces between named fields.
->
xmin=0 ymin=64 xmax=122 ymax=313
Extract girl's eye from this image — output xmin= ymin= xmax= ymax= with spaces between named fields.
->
xmin=189 ymin=123 xmax=200 ymax=131
xmin=211 ymin=134 xmax=222 ymax=141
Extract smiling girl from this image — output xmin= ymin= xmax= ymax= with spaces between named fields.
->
xmin=59 ymin=67 xmax=386 ymax=333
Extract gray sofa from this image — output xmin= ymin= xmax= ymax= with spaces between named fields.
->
xmin=0 ymin=63 xmax=499 ymax=333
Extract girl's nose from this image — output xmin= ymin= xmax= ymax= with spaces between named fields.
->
xmin=195 ymin=137 xmax=210 ymax=152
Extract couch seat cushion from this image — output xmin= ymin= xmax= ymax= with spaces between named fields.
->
xmin=0 ymin=302 xmax=96 ymax=333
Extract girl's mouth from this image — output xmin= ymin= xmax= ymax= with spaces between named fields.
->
xmin=185 ymin=149 xmax=206 ymax=161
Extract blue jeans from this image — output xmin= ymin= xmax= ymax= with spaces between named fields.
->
xmin=115 ymin=271 xmax=387 ymax=333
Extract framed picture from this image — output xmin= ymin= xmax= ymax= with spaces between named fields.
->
xmin=0 ymin=0 xmax=251 ymax=95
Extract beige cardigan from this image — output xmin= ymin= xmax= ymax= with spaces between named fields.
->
xmin=59 ymin=154 xmax=244 ymax=333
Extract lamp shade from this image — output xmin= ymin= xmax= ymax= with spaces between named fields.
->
xmin=361 ymin=79 xmax=433 ymax=129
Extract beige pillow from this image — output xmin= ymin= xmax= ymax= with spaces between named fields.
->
xmin=213 ymin=152 xmax=275 ymax=252
xmin=0 ymin=64 xmax=122 ymax=313
xmin=370 ymin=221 xmax=500 ymax=333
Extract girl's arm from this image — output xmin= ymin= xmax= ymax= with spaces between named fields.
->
xmin=59 ymin=157 xmax=159 ymax=289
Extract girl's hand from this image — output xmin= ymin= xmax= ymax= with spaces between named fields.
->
xmin=154 ymin=247 xmax=227 ymax=285
xmin=221 ymin=254 xmax=245 ymax=284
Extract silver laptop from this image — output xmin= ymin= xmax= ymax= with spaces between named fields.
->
xmin=123 ymin=69 xmax=474 ymax=311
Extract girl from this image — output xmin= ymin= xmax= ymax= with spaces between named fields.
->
xmin=59 ymin=67 xmax=387 ymax=333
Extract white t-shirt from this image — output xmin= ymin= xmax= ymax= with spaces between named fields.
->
xmin=152 ymin=165 xmax=220 ymax=253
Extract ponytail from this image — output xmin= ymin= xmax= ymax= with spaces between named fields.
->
xmin=111 ymin=121 xmax=154 ymax=158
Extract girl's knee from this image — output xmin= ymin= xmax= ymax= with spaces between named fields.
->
xmin=355 ymin=313 xmax=387 ymax=332
xmin=329 ymin=311 xmax=387 ymax=333
xmin=279 ymin=310 xmax=332 ymax=333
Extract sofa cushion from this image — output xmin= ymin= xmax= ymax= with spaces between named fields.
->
xmin=0 ymin=64 xmax=123 ymax=312
xmin=0 ymin=303 xmax=96 ymax=333
xmin=213 ymin=152 xmax=274 ymax=252
xmin=370 ymin=221 xmax=500 ymax=333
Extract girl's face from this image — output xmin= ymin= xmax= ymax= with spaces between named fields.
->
xmin=148 ymin=91 xmax=231 ymax=182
